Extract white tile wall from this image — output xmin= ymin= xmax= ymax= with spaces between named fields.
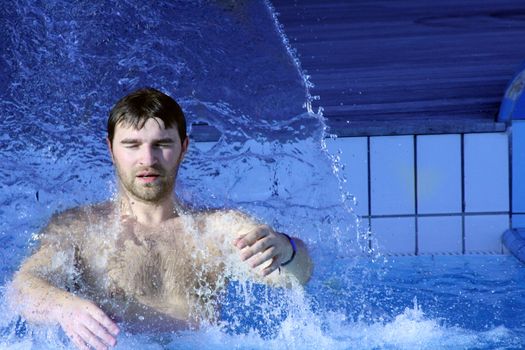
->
xmin=465 ymin=215 xmax=509 ymax=253
xmin=512 ymin=214 xmax=525 ymax=228
xmin=371 ymin=217 xmax=416 ymax=255
xmin=325 ymin=137 xmax=369 ymax=216
xmin=370 ymin=136 xmax=415 ymax=216
xmin=196 ymin=130 xmax=514 ymax=255
xmin=418 ymin=216 xmax=462 ymax=254
xmin=317 ymin=132 xmax=513 ymax=255
xmin=417 ymin=135 xmax=462 ymax=214
xmin=464 ymin=133 xmax=509 ymax=213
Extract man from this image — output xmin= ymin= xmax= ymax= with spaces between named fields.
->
xmin=9 ymin=88 xmax=313 ymax=350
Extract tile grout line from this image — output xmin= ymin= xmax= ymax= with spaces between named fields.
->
xmin=461 ymin=133 xmax=466 ymax=254
xmin=362 ymin=211 xmax=510 ymax=219
xmin=414 ymin=135 xmax=419 ymax=256
xmin=367 ymin=136 xmax=372 ymax=251
xmin=509 ymin=125 xmax=513 ymax=231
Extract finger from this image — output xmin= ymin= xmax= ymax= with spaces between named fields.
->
xmin=250 ymin=246 xmax=276 ymax=268
xmin=88 ymin=305 xmax=120 ymax=336
xmin=77 ymin=325 xmax=109 ymax=350
xmin=261 ymin=258 xmax=281 ymax=276
xmin=232 ymin=233 xmax=246 ymax=247
xmin=240 ymin=236 xmax=272 ymax=261
xmin=85 ymin=315 xmax=117 ymax=347
xmin=65 ymin=328 xmax=90 ymax=350
xmin=235 ymin=226 xmax=269 ymax=249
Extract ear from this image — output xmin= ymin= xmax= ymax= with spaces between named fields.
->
xmin=180 ymin=137 xmax=189 ymax=161
xmin=106 ymin=137 xmax=115 ymax=163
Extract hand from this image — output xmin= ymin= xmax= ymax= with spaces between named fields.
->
xmin=233 ymin=225 xmax=294 ymax=276
xmin=52 ymin=294 xmax=120 ymax=350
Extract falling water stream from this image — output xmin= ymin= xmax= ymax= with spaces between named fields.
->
xmin=1 ymin=1 xmax=524 ymax=348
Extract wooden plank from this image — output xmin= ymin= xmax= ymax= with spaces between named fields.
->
xmin=326 ymin=119 xmax=506 ymax=137
xmin=272 ymin=0 xmax=525 ymax=135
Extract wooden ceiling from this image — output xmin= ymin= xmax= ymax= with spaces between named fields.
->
xmin=271 ymin=0 xmax=525 ymax=135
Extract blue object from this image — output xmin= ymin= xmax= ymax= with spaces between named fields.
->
xmin=498 ymin=63 xmax=525 ymax=122
xmin=502 ymin=228 xmax=525 ymax=262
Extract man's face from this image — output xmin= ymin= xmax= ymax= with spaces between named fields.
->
xmin=109 ymin=118 xmax=188 ymax=203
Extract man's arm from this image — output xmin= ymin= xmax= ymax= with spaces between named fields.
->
xmin=204 ymin=210 xmax=313 ymax=286
xmin=233 ymin=224 xmax=313 ymax=285
xmin=8 ymin=213 xmax=119 ymax=350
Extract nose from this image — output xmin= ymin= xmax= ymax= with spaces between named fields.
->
xmin=139 ymin=145 xmax=157 ymax=166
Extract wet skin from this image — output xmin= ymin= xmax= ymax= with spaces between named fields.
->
xmin=10 ymin=118 xmax=313 ymax=350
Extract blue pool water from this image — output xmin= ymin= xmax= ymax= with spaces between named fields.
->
xmin=1 ymin=0 xmax=525 ymax=349
xmin=2 ymin=256 xmax=524 ymax=349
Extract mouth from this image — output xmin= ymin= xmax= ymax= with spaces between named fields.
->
xmin=136 ymin=171 xmax=161 ymax=183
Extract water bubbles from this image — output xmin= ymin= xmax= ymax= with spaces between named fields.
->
xmin=118 ymin=77 xmax=140 ymax=88
xmin=2 ymin=0 xmax=524 ymax=349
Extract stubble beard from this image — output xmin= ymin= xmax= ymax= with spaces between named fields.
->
xmin=116 ymin=163 xmax=177 ymax=203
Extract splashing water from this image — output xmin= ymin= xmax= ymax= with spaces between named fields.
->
xmin=1 ymin=0 xmax=525 ymax=349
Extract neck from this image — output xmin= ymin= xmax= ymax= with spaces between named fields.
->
xmin=118 ymin=192 xmax=178 ymax=226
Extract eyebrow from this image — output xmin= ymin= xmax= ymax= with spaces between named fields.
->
xmin=155 ymin=138 xmax=175 ymax=144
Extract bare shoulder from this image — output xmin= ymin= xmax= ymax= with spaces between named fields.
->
xmin=47 ymin=201 xmax=111 ymax=226
xmin=40 ymin=201 xmax=115 ymax=243
xmin=16 ymin=203 xmax=115 ymax=279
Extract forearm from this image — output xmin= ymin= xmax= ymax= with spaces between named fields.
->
xmin=9 ymin=271 xmax=71 ymax=325
xmin=280 ymin=237 xmax=313 ymax=285
xmin=12 ymin=270 xmax=121 ymax=349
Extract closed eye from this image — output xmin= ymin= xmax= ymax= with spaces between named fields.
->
xmin=154 ymin=138 xmax=175 ymax=148
xmin=121 ymin=141 xmax=140 ymax=149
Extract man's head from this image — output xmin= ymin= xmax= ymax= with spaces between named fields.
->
xmin=108 ymin=87 xmax=187 ymax=146
xmin=107 ymin=88 xmax=189 ymax=203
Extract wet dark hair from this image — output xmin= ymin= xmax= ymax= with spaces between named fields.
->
xmin=107 ymin=87 xmax=187 ymax=145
